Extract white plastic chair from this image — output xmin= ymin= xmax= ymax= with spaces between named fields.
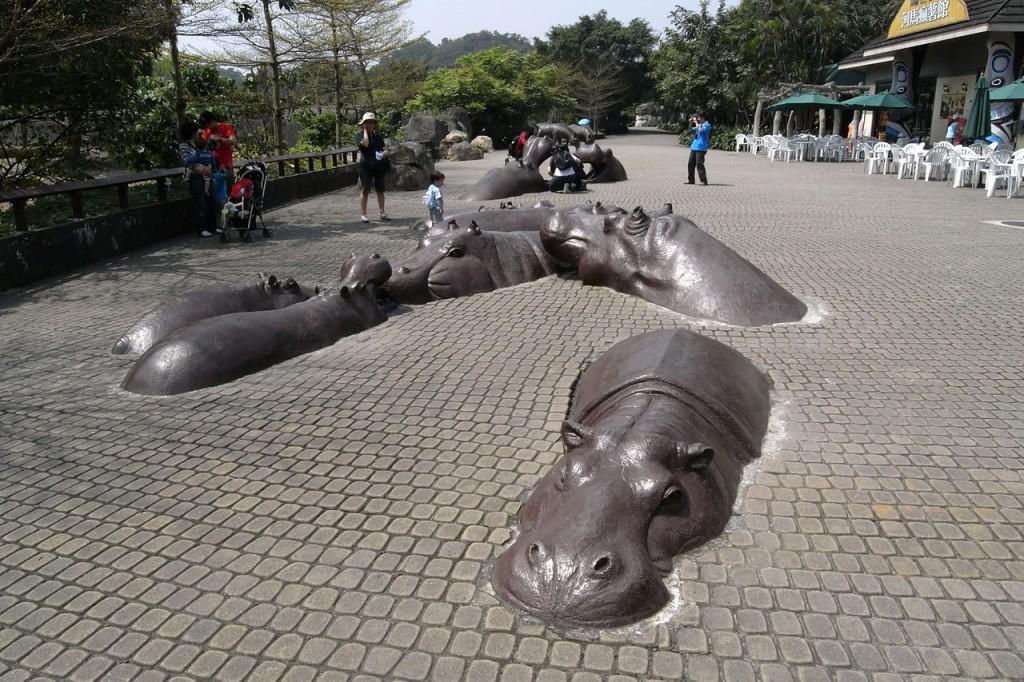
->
xmin=769 ymin=137 xmax=794 ymax=162
xmin=920 ymin=148 xmax=948 ymax=181
xmin=866 ymin=142 xmax=892 ymax=175
xmin=735 ymin=134 xmax=750 ymax=153
xmin=896 ymin=143 xmax=923 ymax=178
xmin=948 ymin=148 xmax=977 ymax=188
xmin=984 ymin=150 xmax=1015 ymax=197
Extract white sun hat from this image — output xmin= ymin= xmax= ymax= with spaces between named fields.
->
xmin=359 ymin=112 xmax=377 ymax=124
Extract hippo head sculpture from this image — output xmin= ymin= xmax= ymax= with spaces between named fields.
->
xmin=493 ymin=329 xmax=771 ymax=627
xmin=336 ymin=252 xmax=392 ymax=325
xmin=385 ymin=223 xmax=562 ymax=304
xmin=540 ymin=206 xmax=806 ymax=326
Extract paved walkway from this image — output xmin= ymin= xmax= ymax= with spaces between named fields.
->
xmin=1 ymin=131 xmax=1023 ymax=682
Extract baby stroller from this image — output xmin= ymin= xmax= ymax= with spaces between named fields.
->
xmin=221 ymin=161 xmax=270 ymax=243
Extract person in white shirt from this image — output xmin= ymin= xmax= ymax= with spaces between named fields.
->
xmin=423 ymin=171 xmax=445 ymax=227
xmin=547 ymin=142 xmax=584 ymax=193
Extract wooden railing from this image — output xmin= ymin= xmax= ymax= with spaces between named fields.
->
xmin=0 ymin=147 xmax=360 ymax=232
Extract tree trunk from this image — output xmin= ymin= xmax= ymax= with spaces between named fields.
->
xmin=330 ymin=13 xmax=343 ymax=147
xmin=752 ymin=99 xmax=764 ymax=136
xmin=772 ymin=111 xmax=782 ymax=135
xmin=818 ymin=108 xmax=826 ymax=137
xmin=262 ymin=0 xmax=285 ymax=153
xmin=833 ymin=108 xmax=843 ymax=136
xmin=355 ymin=55 xmax=375 ymax=108
xmin=165 ymin=0 xmax=186 ymax=131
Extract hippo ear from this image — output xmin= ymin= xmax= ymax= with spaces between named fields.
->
xmin=561 ymin=420 xmax=593 ymax=450
xmin=469 ymin=221 xmax=482 ymax=236
xmin=678 ymin=442 xmax=715 ymax=472
xmin=339 ymin=286 xmax=351 ymax=300
xmin=315 ymin=285 xmax=321 ymax=295
xmin=283 ymin=277 xmax=299 ymax=291
xmin=267 ymin=274 xmax=280 ymax=289
xmin=447 ymin=220 xmax=459 ymax=231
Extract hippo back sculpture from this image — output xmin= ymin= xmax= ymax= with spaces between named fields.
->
xmin=493 ymin=328 xmax=771 ymax=627
xmin=419 ymin=203 xmax=627 ymax=244
xmin=541 ymin=206 xmax=807 ymax=326
xmin=535 ymin=123 xmax=574 ymax=144
xmin=386 ymin=224 xmax=564 ymax=304
xmin=465 ymin=164 xmax=549 ymax=201
xmin=576 ymin=143 xmax=628 ymax=183
xmin=568 ymin=124 xmax=596 ymax=145
xmin=122 ymin=255 xmax=391 ymax=396
xmin=111 ymin=273 xmax=311 ymax=355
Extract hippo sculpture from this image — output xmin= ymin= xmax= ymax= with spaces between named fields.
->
xmin=111 ymin=273 xmax=312 ymax=355
xmin=493 ymin=328 xmax=771 ymax=627
xmin=541 ymin=206 xmax=807 ymax=326
xmin=385 ymin=224 xmax=564 ymax=304
xmin=465 ymin=164 xmax=549 ymax=201
xmin=419 ymin=203 xmax=627 ymax=243
xmin=523 ymin=135 xmax=555 ymax=170
xmin=575 ymin=143 xmax=628 ymax=183
xmin=568 ymin=124 xmax=596 ymax=145
xmin=535 ymin=123 xmax=575 ymax=144
xmin=121 ymin=254 xmax=391 ymax=395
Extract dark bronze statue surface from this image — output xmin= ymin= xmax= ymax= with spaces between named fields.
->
xmin=541 ymin=206 xmax=807 ymax=326
xmin=535 ymin=123 xmax=575 ymax=144
xmin=421 ymin=207 xmax=557 ymax=242
xmin=568 ymin=124 xmax=596 ymax=144
xmin=493 ymin=328 xmax=771 ymax=627
xmin=385 ymin=224 xmax=564 ymax=304
xmin=121 ymin=255 xmax=390 ymax=395
xmin=111 ymin=273 xmax=311 ymax=355
xmin=465 ymin=165 xmax=549 ymax=201
xmin=523 ymin=135 xmax=555 ymax=170
xmin=575 ymin=143 xmax=628 ymax=183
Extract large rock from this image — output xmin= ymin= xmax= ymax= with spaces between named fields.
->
xmin=447 ymin=141 xmax=484 ymax=161
xmin=393 ymin=164 xmax=432 ymax=191
xmin=443 ymin=106 xmax=473 ymax=138
xmin=470 ymin=135 xmax=494 ymax=153
xmin=387 ymin=141 xmax=430 ymax=167
xmin=404 ymin=113 xmax=447 ymax=152
xmin=444 ymin=130 xmax=469 ymax=144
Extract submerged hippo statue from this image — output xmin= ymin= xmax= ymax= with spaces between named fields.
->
xmin=121 ymin=254 xmax=391 ymax=396
xmin=523 ymin=135 xmax=555 ymax=170
xmin=493 ymin=328 xmax=771 ymax=627
xmin=419 ymin=203 xmax=627 ymax=243
xmin=568 ymin=124 xmax=596 ymax=145
xmin=575 ymin=143 xmax=628 ymax=183
xmin=541 ymin=206 xmax=807 ymax=326
xmin=111 ymin=273 xmax=312 ymax=355
xmin=465 ymin=164 xmax=549 ymax=201
xmin=385 ymin=224 xmax=564 ymax=304
xmin=535 ymin=123 xmax=575 ymax=144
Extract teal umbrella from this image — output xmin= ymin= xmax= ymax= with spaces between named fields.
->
xmin=989 ymin=76 xmax=1024 ymax=102
xmin=841 ymin=91 xmax=914 ymax=111
xmin=963 ymin=76 xmax=990 ymax=142
xmin=765 ymin=93 xmax=847 ymax=111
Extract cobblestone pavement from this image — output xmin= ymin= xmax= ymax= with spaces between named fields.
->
xmin=1 ymin=130 xmax=1023 ymax=682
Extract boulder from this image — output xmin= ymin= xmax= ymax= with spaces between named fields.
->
xmin=470 ymin=135 xmax=494 ymax=153
xmin=387 ymin=141 xmax=430 ymax=167
xmin=443 ymin=106 xmax=473 ymax=138
xmin=447 ymin=141 xmax=484 ymax=161
xmin=393 ymin=164 xmax=432 ymax=191
xmin=404 ymin=113 xmax=447 ymax=152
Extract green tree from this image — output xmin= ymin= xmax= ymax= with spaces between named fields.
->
xmin=536 ymin=11 xmax=656 ymax=129
xmin=406 ymin=48 xmax=572 ymax=143
xmin=0 ymin=0 xmax=174 ymax=186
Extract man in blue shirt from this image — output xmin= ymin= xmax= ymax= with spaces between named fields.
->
xmin=687 ymin=113 xmax=711 ymax=185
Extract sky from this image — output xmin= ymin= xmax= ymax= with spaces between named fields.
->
xmin=403 ymin=0 xmax=686 ymax=42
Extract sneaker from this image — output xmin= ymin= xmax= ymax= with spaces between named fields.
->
xmin=361 ymin=215 xmax=369 ymax=223
xmin=379 ymin=214 xmax=391 ymax=222
xmin=685 ymin=181 xmax=695 ymax=185
xmin=563 ymin=184 xmax=571 ymax=194
xmin=701 ymin=181 xmax=708 ymax=186
xmin=200 ymin=230 xmax=214 ymax=238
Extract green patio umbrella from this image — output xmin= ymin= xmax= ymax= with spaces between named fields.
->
xmin=963 ymin=76 xmax=990 ymax=142
xmin=765 ymin=93 xmax=847 ymax=111
xmin=841 ymin=91 xmax=914 ymax=111
xmin=989 ymin=76 xmax=1024 ymax=102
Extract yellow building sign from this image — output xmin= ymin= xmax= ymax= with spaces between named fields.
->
xmin=887 ymin=0 xmax=969 ymax=38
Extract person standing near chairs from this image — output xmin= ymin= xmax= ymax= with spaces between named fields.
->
xmin=357 ymin=112 xmax=390 ymax=223
xmin=687 ymin=113 xmax=711 ymax=185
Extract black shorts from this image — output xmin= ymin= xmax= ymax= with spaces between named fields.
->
xmin=359 ymin=164 xmax=387 ymax=193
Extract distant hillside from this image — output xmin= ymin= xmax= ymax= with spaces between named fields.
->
xmin=385 ymin=31 xmax=532 ymax=69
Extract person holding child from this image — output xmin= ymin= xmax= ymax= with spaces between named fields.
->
xmin=179 ymin=121 xmax=218 ymax=238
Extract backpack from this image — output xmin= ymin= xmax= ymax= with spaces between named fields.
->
xmin=553 ymin=148 xmax=575 ymax=171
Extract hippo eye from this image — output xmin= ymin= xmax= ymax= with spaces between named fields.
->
xmin=660 ymin=486 xmax=684 ymax=508
xmin=554 ymin=462 xmax=568 ymax=491
xmin=446 ymin=246 xmax=465 ymax=258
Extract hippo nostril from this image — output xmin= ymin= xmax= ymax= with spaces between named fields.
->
xmin=526 ymin=542 xmax=549 ymax=568
xmin=371 ymin=253 xmax=380 ymax=259
xmin=397 ymin=266 xmax=410 ymax=274
xmin=592 ymin=554 xmax=614 ymax=576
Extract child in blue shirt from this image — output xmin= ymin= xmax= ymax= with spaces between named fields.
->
xmin=423 ymin=171 xmax=445 ymax=227
xmin=186 ymin=137 xmax=218 ymax=195
xmin=687 ymin=113 xmax=712 ymax=185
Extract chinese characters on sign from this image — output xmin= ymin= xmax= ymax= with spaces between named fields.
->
xmin=901 ymin=0 xmax=949 ymax=28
